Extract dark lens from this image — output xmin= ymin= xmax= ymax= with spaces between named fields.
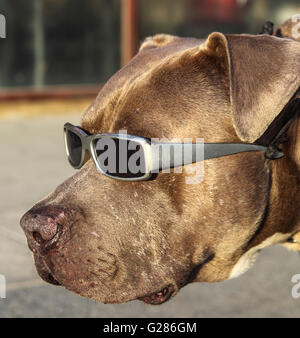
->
xmin=66 ymin=129 xmax=82 ymax=167
xmin=94 ymin=137 xmax=146 ymax=179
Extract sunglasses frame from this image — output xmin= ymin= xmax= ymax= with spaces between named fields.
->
xmin=64 ymin=123 xmax=153 ymax=181
xmin=64 ymin=123 xmax=272 ymax=182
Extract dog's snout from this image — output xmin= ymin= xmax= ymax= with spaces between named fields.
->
xmin=20 ymin=206 xmax=67 ymax=251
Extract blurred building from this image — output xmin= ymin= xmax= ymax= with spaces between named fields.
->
xmin=0 ymin=0 xmax=299 ymax=90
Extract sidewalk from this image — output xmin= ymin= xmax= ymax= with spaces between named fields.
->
xmin=0 ymin=113 xmax=300 ymax=317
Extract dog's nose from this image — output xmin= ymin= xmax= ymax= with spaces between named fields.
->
xmin=20 ymin=206 xmax=67 ymax=251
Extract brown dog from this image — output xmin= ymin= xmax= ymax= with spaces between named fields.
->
xmin=20 ymin=22 xmax=300 ymax=305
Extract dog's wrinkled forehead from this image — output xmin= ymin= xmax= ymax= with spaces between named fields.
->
xmin=82 ymin=32 xmax=300 ymax=144
xmin=81 ymin=35 xmax=212 ymax=134
xmin=81 ymin=33 xmax=235 ymax=145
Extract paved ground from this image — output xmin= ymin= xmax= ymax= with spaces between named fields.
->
xmin=0 ymin=113 xmax=300 ymax=318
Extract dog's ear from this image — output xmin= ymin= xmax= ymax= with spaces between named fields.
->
xmin=274 ymin=17 xmax=300 ymax=42
xmin=204 ymin=32 xmax=300 ymax=142
xmin=139 ymin=34 xmax=180 ymax=51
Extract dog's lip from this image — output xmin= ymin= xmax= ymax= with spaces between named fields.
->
xmin=138 ymin=284 xmax=174 ymax=305
xmin=42 ymin=271 xmax=61 ymax=286
xmin=33 ymin=253 xmax=61 ymax=286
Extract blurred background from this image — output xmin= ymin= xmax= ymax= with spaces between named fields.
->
xmin=1 ymin=0 xmax=300 ymax=318
xmin=1 ymin=0 xmax=300 ymax=89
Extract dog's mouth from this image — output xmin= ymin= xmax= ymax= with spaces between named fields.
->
xmin=34 ymin=250 xmax=175 ymax=304
xmin=36 ymin=250 xmax=174 ymax=304
xmin=33 ymin=254 xmax=61 ymax=286
xmin=138 ymin=284 xmax=174 ymax=305
xmin=43 ymin=272 xmax=61 ymax=286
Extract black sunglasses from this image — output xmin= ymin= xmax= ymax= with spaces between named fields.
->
xmin=64 ymin=123 xmax=271 ymax=181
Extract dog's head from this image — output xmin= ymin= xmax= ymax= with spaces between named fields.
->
xmin=21 ymin=30 xmax=300 ymax=304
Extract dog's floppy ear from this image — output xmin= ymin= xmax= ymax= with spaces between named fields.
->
xmin=205 ymin=32 xmax=300 ymax=142
xmin=274 ymin=17 xmax=300 ymax=42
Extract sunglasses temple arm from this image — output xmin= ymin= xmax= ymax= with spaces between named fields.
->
xmin=150 ymin=143 xmax=203 ymax=172
xmin=203 ymin=143 xmax=268 ymax=160
xmin=150 ymin=143 xmax=268 ymax=172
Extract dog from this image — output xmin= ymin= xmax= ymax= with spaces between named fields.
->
xmin=20 ymin=18 xmax=300 ymax=305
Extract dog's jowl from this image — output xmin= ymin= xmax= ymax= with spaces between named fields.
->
xmin=20 ymin=19 xmax=300 ymax=305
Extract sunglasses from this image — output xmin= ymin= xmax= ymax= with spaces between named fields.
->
xmin=64 ymin=123 xmax=269 ymax=181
